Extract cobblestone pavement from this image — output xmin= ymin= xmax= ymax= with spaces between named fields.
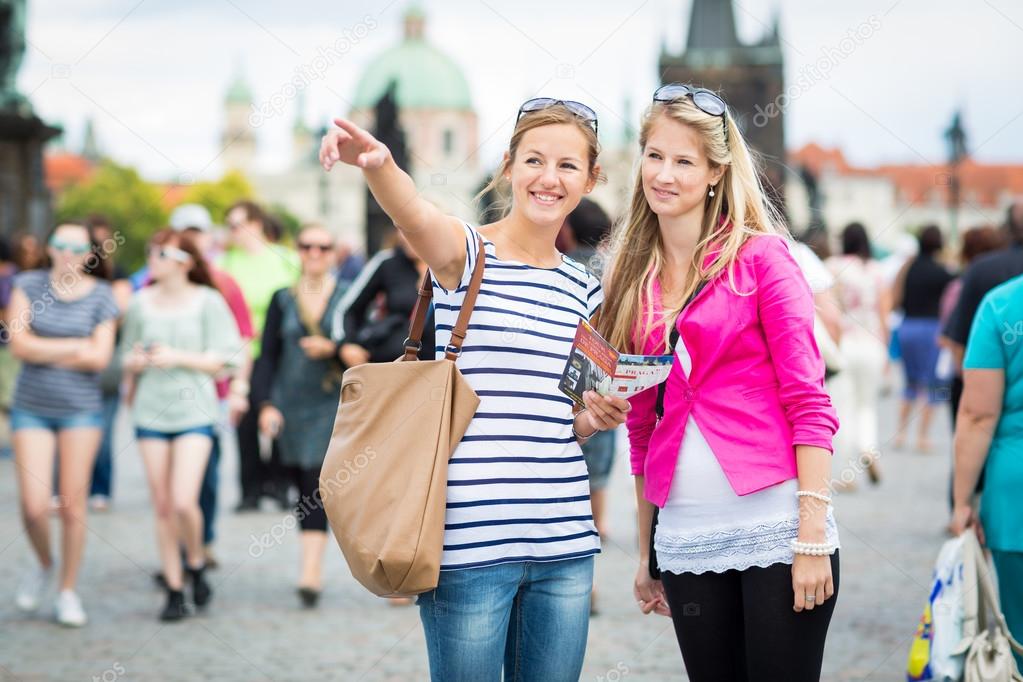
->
xmin=1 ymin=388 xmax=953 ymax=681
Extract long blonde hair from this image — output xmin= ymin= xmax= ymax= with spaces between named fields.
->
xmin=475 ymin=105 xmax=606 ymax=217
xmin=595 ymin=97 xmax=788 ymax=353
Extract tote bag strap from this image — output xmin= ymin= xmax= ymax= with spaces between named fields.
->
xmin=972 ymin=532 xmax=1023 ymax=655
xmin=403 ymin=236 xmax=486 ymax=362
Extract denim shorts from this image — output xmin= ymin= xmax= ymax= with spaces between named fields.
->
xmin=135 ymin=424 xmax=216 ymax=442
xmin=10 ymin=407 xmax=104 ymax=433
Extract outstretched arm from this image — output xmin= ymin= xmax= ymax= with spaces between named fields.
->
xmin=320 ymin=118 xmax=466 ymax=290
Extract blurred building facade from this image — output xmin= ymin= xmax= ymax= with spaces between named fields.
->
xmin=232 ymin=6 xmax=481 ymax=253
xmin=786 ymin=142 xmax=1023 ymax=249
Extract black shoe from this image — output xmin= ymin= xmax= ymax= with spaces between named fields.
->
xmin=152 ymin=571 xmax=167 ymax=590
xmin=297 ymin=587 xmax=321 ymax=609
xmin=235 ymin=496 xmax=259 ymax=512
xmin=160 ymin=589 xmax=188 ymax=622
xmin=187 ymin=565 xmax=212 ymax=608
xmin=867 ymin=459 xmax=882 ymax=485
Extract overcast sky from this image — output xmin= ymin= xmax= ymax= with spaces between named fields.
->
xmin=20 ymin=0 xmax=1023 ymax=182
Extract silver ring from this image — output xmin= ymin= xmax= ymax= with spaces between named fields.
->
xmin=805 ymin=595 xmax=816 ymax=602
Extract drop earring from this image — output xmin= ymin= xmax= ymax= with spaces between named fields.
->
xmin=709 ymin=186 xmax=716 ymax=197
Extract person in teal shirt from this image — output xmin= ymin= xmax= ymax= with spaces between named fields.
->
xmin=952 ymin=273 xmax=1023 ymax=668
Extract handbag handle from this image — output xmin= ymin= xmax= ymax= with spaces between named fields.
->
xmin=972 ymin=531 xmax=1023 ymax=656
xmin=403 ymin=236 xmax=486 ymax=362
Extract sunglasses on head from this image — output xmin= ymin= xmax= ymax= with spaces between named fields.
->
xmin=653 ymin=83 xmax=729 ymax=139
xmin=148 ymin=245 xmax=191 ymax=264
xmin=49 ymin=238 xmax=92 ymax=256
xmin=516 ymin=98 xmax=598 ymax=136
xmin=297 ymin=242 xmax=334 ymax=253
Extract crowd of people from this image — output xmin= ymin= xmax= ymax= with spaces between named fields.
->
xmin=2 ymin=84 xmax=1021 ymax=679
xmin=0 ymin=202 xmax=367 ymax=624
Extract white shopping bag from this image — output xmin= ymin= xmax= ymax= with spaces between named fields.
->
xmin=907 ymin=534 xmax=967 ymax=681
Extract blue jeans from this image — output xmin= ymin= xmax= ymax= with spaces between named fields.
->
xmin=582 ymin=429 xmax=617 ymax=490
xmin=417 ymin=557 xmax=593 ymax=681
xmin=898 ymin=317 xmax=946 ymax=402
xmin=89 ymin=394 xmax=120 ymax=497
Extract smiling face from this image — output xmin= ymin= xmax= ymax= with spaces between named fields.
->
xmin=641 ymin=114 xmax=725 ymax=222
xmin=506 ymin=123 xmax=598 ymax=229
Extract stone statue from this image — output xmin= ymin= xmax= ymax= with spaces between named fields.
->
xmin=373 ymin=81 xmax=408 ymax=174
xmin=0 ymin=0 xmax=28 ymax=111
xmin=365 ymin=80 xmax=410 ymax=254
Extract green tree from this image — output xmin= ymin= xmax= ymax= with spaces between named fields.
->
xmin=268 ymin=203 xmax=301 ymax=243
xmin=56 ymin=160 xmax=167 ymax=270
xmin=181 ymin=170 xmax=255 ymax=225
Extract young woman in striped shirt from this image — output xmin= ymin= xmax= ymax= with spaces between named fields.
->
xmin=320 ymin=101 xmax=628 ymax=681
xmin=8 ymin=222 xmax=119 ymax=627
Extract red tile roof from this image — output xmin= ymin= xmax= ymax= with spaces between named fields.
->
xmin=44 ymin=153 xmax=95 ymax=192
xmin=790 ymin=144 xmax=1023 ymax=208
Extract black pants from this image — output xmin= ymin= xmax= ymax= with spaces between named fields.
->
xmin=237 ymin=406 xmax=285 ymax=501
xmin=292 ymin=466 xmax=328 ymax=532
xmin=660 ymin=553 xmax=839 ymax=682
xmin=199 ymin=432 xmax=220 ymax=544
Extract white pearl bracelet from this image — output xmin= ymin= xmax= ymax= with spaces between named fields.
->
xmin=791 ymin=540 xmax=837 ymax=556
xmin=796 ymin=490 xmax=833 ymax=505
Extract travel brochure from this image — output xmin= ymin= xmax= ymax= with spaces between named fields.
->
xmin=558 ymin=320 xmax=674 ymax=405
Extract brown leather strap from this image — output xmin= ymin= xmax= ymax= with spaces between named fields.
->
xmin=402 ymin=236 xmax=486 ymax=362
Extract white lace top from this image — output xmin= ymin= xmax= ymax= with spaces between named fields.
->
xmin=654 ymin=337 xmax=840 ymax=575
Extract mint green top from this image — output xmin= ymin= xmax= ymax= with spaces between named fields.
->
xmin=963 ymin=274 xmax=1023 ymax=552
xmin=218 ymin=245 xmax=299 ymax=357
xmin=120 ymin=286 xmax=242 ymax=432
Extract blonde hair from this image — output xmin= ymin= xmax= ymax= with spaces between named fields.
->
xmin=595 ymin=97 xmax=788 ymax=353
xmin=476 ymin=105 xmax=606 ymax=217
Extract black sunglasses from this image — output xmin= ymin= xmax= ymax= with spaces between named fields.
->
xmin=516 ymin=98 xmax=598 ymax=136
xmin=653 ymin=83 xmax=729 ymax=139
xmin=297 ymin=242 xmax=334 ymax=253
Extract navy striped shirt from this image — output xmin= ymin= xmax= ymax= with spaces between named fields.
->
xmin=10 ymin=270 xmax=119 ymax=417
xmin=433 ymin=224 xmax=603 ymax=570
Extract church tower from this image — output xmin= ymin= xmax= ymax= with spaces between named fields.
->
xmin=291 ymin=90 xmax=315 ymax=167
xmin=659 ymin=0 xmax=786 ymax=202
xmin=221 ymin=67 xmax=257 ymax=171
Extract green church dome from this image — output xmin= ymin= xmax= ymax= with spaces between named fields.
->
xmin=226 ymin=71 xmax=252 ymax=105
xmin=352 ymin=7 xmax=472 ymax=111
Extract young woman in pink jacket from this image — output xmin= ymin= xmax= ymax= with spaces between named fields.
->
xmin=597 ymin=84 xmax=841 ymax=681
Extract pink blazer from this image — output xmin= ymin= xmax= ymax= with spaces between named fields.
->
xmin=627 ymin=234 xmax=839 ymax=507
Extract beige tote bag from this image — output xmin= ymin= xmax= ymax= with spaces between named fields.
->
xmin=319 ymin=239 xmax=484 ymax=597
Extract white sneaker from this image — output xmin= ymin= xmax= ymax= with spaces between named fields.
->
xmin=55 ymin=590 xmax=87 ymax=627
xmin=15 ymin=564 xmax=53 ymax=612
